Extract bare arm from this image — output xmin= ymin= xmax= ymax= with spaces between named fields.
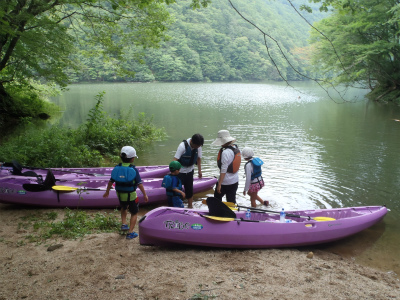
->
xmin=103 ymin=181 xmax=114 ymax=198
xmin=197 ymin=157 xmax=202 ymax=178
xmin=216 ymin=173 xmax=226 ymax=194
xmin=137 ymin=183 xmax=148 ymax=202
xmin=172 ymin=188 xmax=186 ymax=199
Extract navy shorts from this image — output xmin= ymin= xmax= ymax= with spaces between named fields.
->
xmin=167 ymin=196 xmax=184 ymax=208
xmin=119 ymin=199 xmax=139 ymax=215
xmin=178 ymin=170 xmax=194 ymax=199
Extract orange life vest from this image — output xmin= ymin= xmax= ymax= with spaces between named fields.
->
xmin=217 ymin=144 xmax=241 ymax=173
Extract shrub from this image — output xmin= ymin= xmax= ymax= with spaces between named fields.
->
xmin=0 ymin=92 xmax=166 ymax=167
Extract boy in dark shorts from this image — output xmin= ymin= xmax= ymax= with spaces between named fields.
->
xmin=162 ymin=161 xmax=186 ymax=208
xmin=103 ymin=146 xmax=148 ymax=239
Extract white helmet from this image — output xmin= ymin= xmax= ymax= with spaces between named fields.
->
xmin=241 ymin=147 xmax=254 ymax=159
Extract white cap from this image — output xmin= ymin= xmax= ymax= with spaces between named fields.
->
xmin=241 ymin=147 xmax=254 ymax=159
xmin=120 ymin=146 xmax=137 ymax=159
xmin=211 ymin=130 xmax=236 ymax=146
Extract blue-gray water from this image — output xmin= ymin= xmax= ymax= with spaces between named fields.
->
xmin=52 ymin=82 xmax=400 ymax=275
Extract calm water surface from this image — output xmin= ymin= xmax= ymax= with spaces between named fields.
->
xmin=52 ymin=82 xmax=400 ymax=275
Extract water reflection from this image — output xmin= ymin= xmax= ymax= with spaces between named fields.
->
xmin=52 ymin=82 xmax=400 ymax=275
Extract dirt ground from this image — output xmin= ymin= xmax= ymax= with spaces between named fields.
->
xmin=0 ymin=204 xmax=399 ymax=300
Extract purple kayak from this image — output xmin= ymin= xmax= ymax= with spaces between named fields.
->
xmin=0 ymin=173 xmax=217 ymax=208
xmin=138 ymin=205 xmax=387 ymax=248
xmin=0 ymin=163 xmax=169 ymax=178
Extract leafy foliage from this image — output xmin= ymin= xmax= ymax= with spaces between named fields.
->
xmin=67 ymin=0 xmax=328 ymax=83
xmin=0 ymin=0 xmax=207 ymax=122
xmin=309 ymin=0 xmax=400 ymax=102
xmin=0 ymin=92 xmax=166 ymax=167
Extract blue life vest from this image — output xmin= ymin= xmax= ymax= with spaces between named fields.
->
xmin=161 ymin=174 xmax=183 ymax=197
xmin=178 ymin=139 xmax=198 ymax=167
xmin=111 ymin=164 xmax=137 ymax=193
xmin=245 ymin=157 xmax=263 ymax=180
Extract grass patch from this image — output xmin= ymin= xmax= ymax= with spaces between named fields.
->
xmin=19 ymin=209 xmax=120 ymax=243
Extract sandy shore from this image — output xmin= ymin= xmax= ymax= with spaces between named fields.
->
xmin=0 ymin=205 xmax=399 ymax=300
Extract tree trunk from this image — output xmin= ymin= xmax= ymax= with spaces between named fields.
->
xmin=0 ymin=82 xmax=11 ymax=115
xmin=374 ymin=85 xmax=397 ymax=102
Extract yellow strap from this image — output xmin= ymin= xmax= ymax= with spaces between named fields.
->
xmin=203 ymin=215 xmax=235 ymax=221
xmin=313 ymin=217 xmax=336 ymax=221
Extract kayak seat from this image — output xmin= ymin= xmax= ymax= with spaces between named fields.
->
xmin=206 ymin=197 xmax=236 ymax=218
xmin=11 ymin=160 xmax=23 ymax=175
xmin=43 ymin=169 xmax=57 ymax=188
xmin=22 ymin=169 xmax=56 ymax=192
xmin=10 ymin=160 xmax=39 ymax=177
xmin=21 ymin=171 xmax=39 ymax=177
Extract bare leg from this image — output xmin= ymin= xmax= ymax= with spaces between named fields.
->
xmin=187 ymin=197 xmax=193 ymax=209
xmin=121 ymin=209 xmax=128 ymax=225
xmin=249 ymin=192 xmax=257 ymax=208
xmin=249 ymin=192 xmax=264 ymax=207
xmin=128 ymin=214 xmax=138 ymax=234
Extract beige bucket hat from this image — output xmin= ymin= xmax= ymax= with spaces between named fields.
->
xmin=211 ymin=130 xmax=236 ymax=146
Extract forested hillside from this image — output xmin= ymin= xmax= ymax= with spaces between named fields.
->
xmin=67 ymin=0 xmax=327 ymax=82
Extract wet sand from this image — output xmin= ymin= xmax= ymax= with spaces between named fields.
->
xmin=0 ymin=204 xmax=399 ymax=300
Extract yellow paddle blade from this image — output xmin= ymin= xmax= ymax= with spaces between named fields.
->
xmin=203 ymin=215 xmax=235 ymax=221
xmin=313 ymin=217 xmax=336 ymax=221
xmin=52 ymin=186 xmax=78 ymax=192
xmin=201 ymin=199 xmax=236 ymax=207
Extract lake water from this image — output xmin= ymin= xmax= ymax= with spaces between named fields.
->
xmin=52 ymin=81 xmax=400 ymax=275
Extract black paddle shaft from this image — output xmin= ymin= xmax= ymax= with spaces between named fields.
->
xmin=236 ymin=205 xmax=309 ymax=220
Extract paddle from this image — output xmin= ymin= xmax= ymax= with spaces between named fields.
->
xmin=202 ymin=215 xmax=259 ymax=222
xmin=201 ymin=199 xmax=238 ymax=210
xmin=229 ymin=203 xmax=335 ymax=222
xmin=202 ymin=200 xmax=335 ymax=222
xmin=52 ymin=186 xmax=108 ymax=192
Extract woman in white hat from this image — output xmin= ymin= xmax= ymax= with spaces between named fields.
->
xmin=212 ymin=130 xmax=241 ymax=204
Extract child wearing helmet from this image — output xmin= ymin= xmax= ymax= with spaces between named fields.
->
xmin=103 ymin=146 xmax=149 ymax=240
xmin=161 ymin=161 xmax=186 ymax=208
xmin=242 ymin=147 xmax=269 ymax=208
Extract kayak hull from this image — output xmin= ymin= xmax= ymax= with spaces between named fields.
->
xmin=0 ymin=175 xmax=217 ymax=208
xmin=138 ymin=206 xmax=387 ymax=248
xmin=0 ymin=165 xmax=170 ymax=178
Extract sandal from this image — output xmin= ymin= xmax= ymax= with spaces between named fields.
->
xmin=126 ymin=232 xmax=138 ymax=240
xmin=121 ymin=224 xmax=129 ymax=231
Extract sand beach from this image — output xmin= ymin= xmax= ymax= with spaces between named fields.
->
xmin=0 ymin=205 xmax=399 ymax=300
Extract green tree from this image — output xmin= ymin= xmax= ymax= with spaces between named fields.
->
xmin=0 ymin=0 xmax=209 ymax=123
xmin=64 ymin=0 xmax=325 ymax=84
xmin=308 ymin=0 xmax=400 ymax=102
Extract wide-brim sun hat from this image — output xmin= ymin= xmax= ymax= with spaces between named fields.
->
xmin=241 ymin=147 xmax=254 ymax=159
xmin=211 ymin=130 xmax=236 ymax=146
xmin=121 ymin=146 xmax=138 ymax=158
